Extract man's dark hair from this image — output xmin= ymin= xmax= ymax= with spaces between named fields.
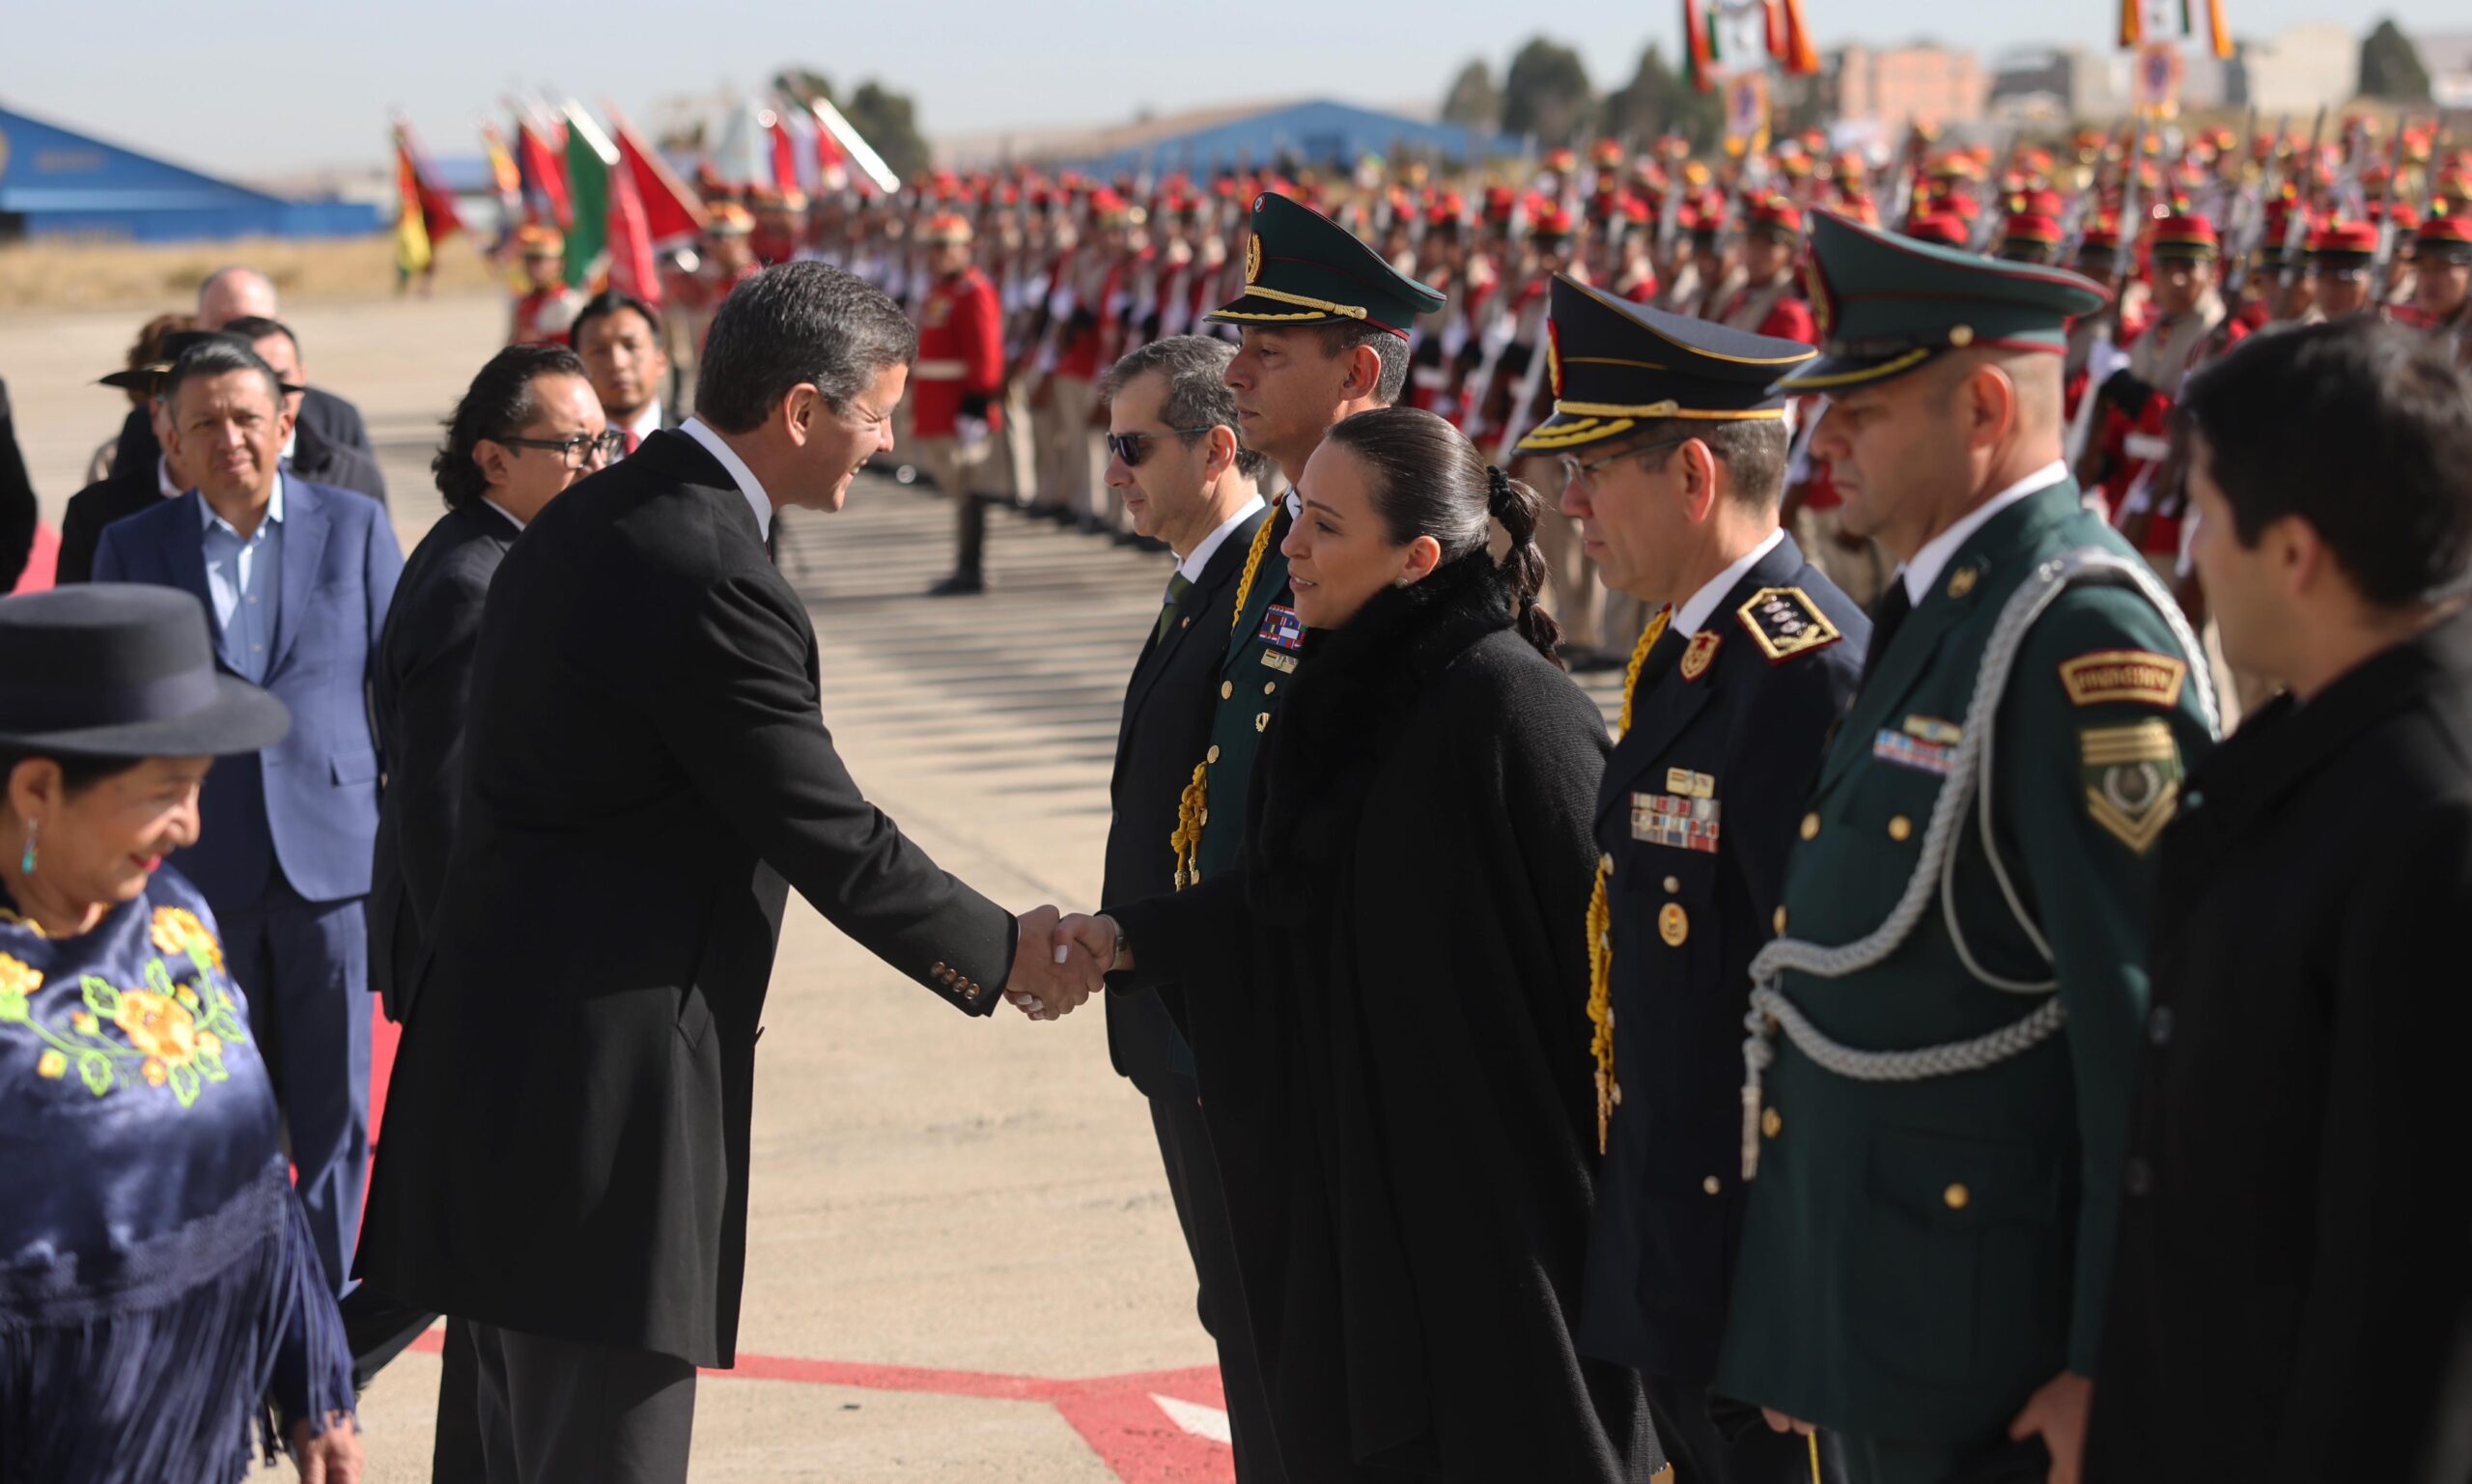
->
xmin=1101 ymin=335 xmax=1271 ymax=483
xmin=569 ymin=290 xmax=664 ymax=349
xmin=218 ymin=315 xmax=297 ymax=354
xmin=1309 ymin=320 xmax=1409 ymax=406
xmin=163 ymin=338 xmax=285 ymax=416
xmin=1622 ymin=418 xmax=1792 ymax=512
xmin=433 ymin=344 xmax=588 ymax=511
xmin=694 ymin=263 xmax=917 ymax=434
xmin=2177 ymin=318 xmax=2472 ymax=609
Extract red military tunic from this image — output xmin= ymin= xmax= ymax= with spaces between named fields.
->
xmin=911 ymin=266 xmax=1005 ymax=440
xmin=1712 ymin=275 xmax=1818 ymax=344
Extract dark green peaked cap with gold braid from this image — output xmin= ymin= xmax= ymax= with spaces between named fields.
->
xmin=1520 ymin=275 xmax=1815 ymax=452
xmin=1207 ymin=191 xmax=1447 ymax=340
xmin=1779 ymin=208 xmax=2111 ymax=395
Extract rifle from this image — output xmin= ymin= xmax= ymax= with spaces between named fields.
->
xmin=2065 ymin=122 xmax=2149 ymax=468
xmin=2370 ymin=120 xmax=2406 ymax=293
xmin=2276 ymin=106 xmax=2328 ymax=308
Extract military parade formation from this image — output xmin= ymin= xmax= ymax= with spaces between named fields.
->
xmin=7 ymin=84 xmax=2472 ymax=1484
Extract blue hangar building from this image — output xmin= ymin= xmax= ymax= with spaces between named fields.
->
xmin=0 ymin=102 xmax=377 ymax=243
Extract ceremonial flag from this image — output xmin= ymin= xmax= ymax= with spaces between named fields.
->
xmin=605 ymin=103 xmax=708 ymax=250
xmin=766 ymin=108 xmax=802 ymax=199
xmin=1682 ymin=0 xmax=1716 ymax=92
xmin=392 ymin=137 xmax=432 ymax=281
xmin=560 ymin=101 xmax=616 ymax=292
xmin=515 ymin=112 xmax=571 ymax=228
xmin=480 ymin=123 xmax=523 ymax=235
xmin=392 ymin=120 xmax=464 ymax=258
xmin=605 ymin=147 xmax=660 ymax=305
xmin=1775 ymin=0 xmax=1822 ymax=75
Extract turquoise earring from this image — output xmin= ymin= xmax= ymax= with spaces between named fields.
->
xmin=18 ymin=819 xmax=33 ymax=877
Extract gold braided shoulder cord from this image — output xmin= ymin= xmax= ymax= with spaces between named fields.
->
xmin=1168 ymin=509 xmax=1282 ymax=890
xmin=1589 ymin=604 xmax=1671 ymax=1155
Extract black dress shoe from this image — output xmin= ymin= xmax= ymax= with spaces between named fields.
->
xmin=927 ymin=572 xmax=987 ymax=596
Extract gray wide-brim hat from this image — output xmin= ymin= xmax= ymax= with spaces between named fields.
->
xmin=0 ymin=585 xmax=290 ymax=756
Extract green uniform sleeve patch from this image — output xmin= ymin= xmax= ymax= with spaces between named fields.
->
xmin=2081 ymin=719 xmax=2182 ymax=854
xmin=1735 ymin=587 xmax=1844 ymax=663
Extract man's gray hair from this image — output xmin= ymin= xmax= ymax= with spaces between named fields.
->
xmin=1101 ymin=335 xmax=1270 ymax=482
xmin=164 ymin=337 xmax=285 ymax=416
xmin=694 ymin=263 xmax=919 ymax=434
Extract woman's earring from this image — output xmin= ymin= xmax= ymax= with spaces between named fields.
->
xmin=18 ymin=818 xmax=34 ymax=878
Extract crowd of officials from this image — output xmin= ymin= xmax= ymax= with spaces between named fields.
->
xmin=0 ymin=119 xmax=2469 ymax=1484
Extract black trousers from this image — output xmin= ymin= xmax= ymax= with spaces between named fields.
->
xmin=464 ymin=1322 xmax=697 ymax=1484
xmin=1645 ymin=1371 xmax=1848 ymax=1484
xmin=1149 ymin=1088 xmax=1287 ymax=1484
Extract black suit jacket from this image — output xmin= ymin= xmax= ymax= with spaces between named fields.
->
xmin=289 ymin=416 xmax=387 ymax=506
xmin=112 ymin=384 xmax=370 ymax=477
xmin=1577 ymin=534 xmax=1868 ymax=1384
xmin=367 ymin=500 xmax=520 ymax=1021
xmin=2087 ymin=606 xmax=2472 ymax=1482
xmin=357 ymin=429 xmax=1016 ymax=1367
xmin=55 ymin=462 xmax=168 ymax=587
xmin=0 ymin=379 xmax=34 ymax=592
xmin=1101 ymin=505 xmax=1267 ymax=1096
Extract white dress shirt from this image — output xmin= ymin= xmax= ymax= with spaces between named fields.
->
xmin=625 ymin=401 xmax=663 ymax=449
xmin=1674 ymin=528 xmax=1786 ymax=636
xmin=680 ymin=416 xmax=773 ymax=540
xmin=482 ymin=497 xmax=528 ymax=532
xmin=1174 ymin=494 xmax=1268 ymax=584
xmin=1897 ymin=461 xmax=2068 ymax=605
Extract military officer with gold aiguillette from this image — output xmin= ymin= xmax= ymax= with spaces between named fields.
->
xmin=1713 ymin=211 xmax=2217 ymax=1484
xmin=1534 ymin=277 xmax=1867 ymax=1484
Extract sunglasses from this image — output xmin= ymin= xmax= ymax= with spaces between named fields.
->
xmin=1107 ymin=426 xmax=1217 ymax=467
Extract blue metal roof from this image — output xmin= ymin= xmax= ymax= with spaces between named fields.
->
xmin=0 ymin=101 xmax=378 ymax=240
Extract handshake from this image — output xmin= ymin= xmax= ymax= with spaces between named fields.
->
xmin=1001 ymin=908 xmax=1127 ymax=1022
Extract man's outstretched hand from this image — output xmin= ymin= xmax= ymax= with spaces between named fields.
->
xmin=1007 ymin=912 xmax=1122 ymax=1021
xmin=1004 ymin=905 xmax=1101 ymax=1021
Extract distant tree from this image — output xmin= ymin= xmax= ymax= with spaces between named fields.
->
xmin=2358 ymin=19 xmax=2432 ymax=101
xmin=1442 ymin=59 xmax=1503 ymax=131
xmin=1502 ymin=37 xmax=1596 ymax=148
xmin=1600 ymin=44 xmax=1726 ymax=150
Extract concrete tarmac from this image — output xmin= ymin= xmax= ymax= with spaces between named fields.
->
xmin=4 ymin=292 xmax=1623 ymax=1481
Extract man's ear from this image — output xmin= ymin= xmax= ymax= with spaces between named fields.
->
xmin=1679 ymin=439 xmax=1720 ymax=521
xmin=1345 ymin=343 xmax=1385 ymax=402
xmin=781 ymin=385 xmax=819 ymax=447
xmin=1205 ymin=424 xmax=1238 ymax=479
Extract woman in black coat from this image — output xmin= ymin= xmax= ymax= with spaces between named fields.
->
xmin=1060 ymin=407 xmax=1658 ymax=1483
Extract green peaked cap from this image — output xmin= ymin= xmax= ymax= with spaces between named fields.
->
xmin=1778 ymin=209 xmax=2112 ymax=395
xmin=1207 ymin=191 xmax=1447 ymax=340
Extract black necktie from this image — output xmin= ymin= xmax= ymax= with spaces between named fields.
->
xmin=1152 ymin=572 xmax=1194 ymax=646
xmin=1860 ymin=579 xmax=1913 ymax=687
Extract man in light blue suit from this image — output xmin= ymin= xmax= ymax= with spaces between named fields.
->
xmin=98 ymin=337 xmax=403 ymax=1292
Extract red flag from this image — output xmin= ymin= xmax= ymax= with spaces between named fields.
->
xmin=605 ymin=103 xmax=707 ymax=250
xmin=395 ymin=121 xmax=464 ymax=242
xmin=604 ymin=151 xmax=660 ymax=305
xmin=767 ymin=113 xmax=801 ymax=197
xmin=515 ymin=115 xmax=572 ymax=228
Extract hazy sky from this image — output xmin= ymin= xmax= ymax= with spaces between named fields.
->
xmin=3 ymin=0 xmax=2457 ymax=179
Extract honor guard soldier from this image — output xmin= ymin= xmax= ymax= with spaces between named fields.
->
xmin=2402 ymin=213 xmax=2472 ymax=367
xmin=1712 ymin=200 xmax=1819 ymax=345
xmin=508 ymin=225 xmax=583 ymax=347
xmin=1172 ymin=191 xmax=1445 ymax=890
xmin=2299 ymin=218 xmax=2381 ymax=322
xmin=1529 ymin=276 xmax=1866 ymax=1484
xmin=911 ymin=212 xmax=1007 ymax=595
xmin=1714 ymin=210 xmax=2217 ymax=1484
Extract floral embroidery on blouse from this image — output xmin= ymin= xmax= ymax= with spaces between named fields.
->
xmin=1 ymin=917 xmax=249 ymax=1107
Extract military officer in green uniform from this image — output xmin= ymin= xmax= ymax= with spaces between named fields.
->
xmin=1714 ymin=210 xmax=2219 ymax=1484
xmin=1167 ymin=192 xmax=1446 ymax=886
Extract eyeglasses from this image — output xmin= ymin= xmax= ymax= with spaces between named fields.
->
xmin=498 ymin=432 xmax=626 ymax=469
xmin=1557 ymin=436 xmax=1689 ymax=492
xmin=1107 ymin=427 xmax=1217 ymax=468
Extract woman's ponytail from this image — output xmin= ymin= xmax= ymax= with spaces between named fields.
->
xmin=1485 ymin=465 xmax=1565 ymax=665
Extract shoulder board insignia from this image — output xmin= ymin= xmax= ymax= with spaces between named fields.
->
xmin=2081 ymin=719 xmax=2182 ymax=854
xmin=1680 ymin=630 xmax=1723 ymax=681
xmin=2060 ymin=649 xmax=2186 ymax=709
xmin=1735 ymin=587 xmax=1843 ymax=663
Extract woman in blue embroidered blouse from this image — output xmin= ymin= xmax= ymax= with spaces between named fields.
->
xmin=0 ymin=585 xmax=359 ymax=1484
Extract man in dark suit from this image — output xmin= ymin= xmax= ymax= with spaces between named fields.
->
xmin=225 ymin=316 xmax=387 ymax=506
xmin=108 ymin=267 xmax=374 ymax=482
xmin=1535 ymin=282 xmax=1863 ymax=1484
xmin=2087 ymin=322 xmax=2472 ymax=1481
xmin=94 ymin=336 xmax=405 ymax=1295
xmin=1093 ymin=335 xmax=1286 ymax=1482
xmin=57 ymin=330 xmax=227 ymax=586
xmin=353 ymin=341 xmax=607 ymax=1466
xmin=570 ymin=289 xmax=675 ymax=456
xmin=358 ymin=263 xmax=1100 ymax=1483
